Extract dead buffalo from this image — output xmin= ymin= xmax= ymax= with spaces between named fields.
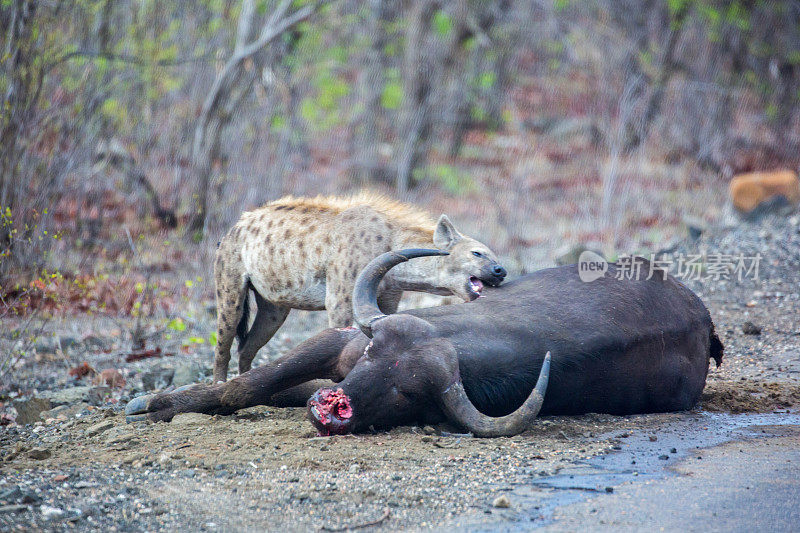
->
xmin=126 ymin=249 xmax=723 ymax=437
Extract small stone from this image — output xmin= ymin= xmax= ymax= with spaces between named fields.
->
xmin=682 ymin=215 xmax=708 ymax=240
xmin=422 ymin=425 xmax=436 ymax=435
xmin=104 ymin=427 xmax=136 ymax=445
xmin=658 ymin=454 xmax=669 ymax=460
xmin=83 ymin=335 xmax=112 ymax=351
xmin=605 ymin=487 xmax=614 ymax=493
xmin=742 ymin=321 xmax=762 ymax=335
xmin=12 ymin=398 xmax=52 ymax=425
xmin=28 ymin=447 xmax=51 ymax=460
xmin=87 ymin=385 xmax=111 ymax=405
xmin=348 ymin=464 xmax=360 ymax=474
xmin=670 ymin=448 xmax=677 ymax=454
xmin=85 ymin=420 xmax=115 ymax=437
xmin=649 ymin=435 xmax=657 ymax=442
xmin=492 ymin=495 xmax=511 ymax=508
xmin=40 ymin=505 xmax=64 ymax=520
xmin=0 ymin=504 xmax=28 ymax=514
xmin=58 ymin=336 xmax=80 ymax=351
xmin=0 ymin=486 xmax=23 ymax=501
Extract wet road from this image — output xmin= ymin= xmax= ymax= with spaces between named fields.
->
xmin=546 ymin=424 xmax=800 ymax=532
xmin=461 ymin=413 xmax=800 ymax=532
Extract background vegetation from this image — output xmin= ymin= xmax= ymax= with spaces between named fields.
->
xmin=1 ymin=0 xmax=798 ymax=365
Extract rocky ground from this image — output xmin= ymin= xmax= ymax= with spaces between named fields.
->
xmin=1 ymin=212 xmax=799 ymax=531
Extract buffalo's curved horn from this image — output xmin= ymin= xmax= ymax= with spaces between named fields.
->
xmin=439 ymin=352 xmax=551 ymax=437
xmin=353 ymin=248 xmax=449 ymax=338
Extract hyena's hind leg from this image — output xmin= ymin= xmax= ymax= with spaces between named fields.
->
xmin=237 ymin=291 xmax=290 ymax=375
xmin=212 ymin=246 xmax=249 ymax=383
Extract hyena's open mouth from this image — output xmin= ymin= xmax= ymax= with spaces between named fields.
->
xmin=467 ymin=276 xmax=484 ymax=299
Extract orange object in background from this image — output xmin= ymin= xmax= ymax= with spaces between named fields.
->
xmin=729 ymin=169 xmax=800 ymax=213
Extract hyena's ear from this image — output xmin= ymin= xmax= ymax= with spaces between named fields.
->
xmin=433 ymin=214 xmax=463 ymax=249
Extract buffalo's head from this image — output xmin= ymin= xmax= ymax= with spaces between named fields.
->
xmin=307 ymin=249 xmax=550 ymax=437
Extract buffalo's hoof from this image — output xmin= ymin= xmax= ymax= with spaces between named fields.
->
xmin=124 ymin=384 xmax=194 ymax=423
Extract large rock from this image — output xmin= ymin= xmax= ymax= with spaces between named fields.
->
xmin=12 ymin=398 xmax=52 ymax=425
xmin=172 ymin=361 xmax=210 ymax=388
xmin=729 ymin=169 xmax=800 ymax=216
xmin=40 ymin=402 xmax=90 ymax=420
xmin=141 ymin=366 xmax=174 ymax=391
xmin=40 ymin=386 xmax=93 ymax=406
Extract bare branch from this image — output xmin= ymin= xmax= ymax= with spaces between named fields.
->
xmin=236 ymin=0 xmax=257 ymax=52
xmin=48 ymin=50 xmax=216 ymax=72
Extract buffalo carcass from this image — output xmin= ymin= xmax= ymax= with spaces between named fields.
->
xmin=126 ymin=249 xmax=723 ymax=437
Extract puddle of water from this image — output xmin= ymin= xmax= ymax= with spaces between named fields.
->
xmin=468 ymin=411 xmax=800 ymax=532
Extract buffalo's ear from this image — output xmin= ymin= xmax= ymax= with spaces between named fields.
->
xmin=433 ymin=214 xmax=463 ymax=249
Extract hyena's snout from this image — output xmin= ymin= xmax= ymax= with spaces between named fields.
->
xmin=481 ymin=262 xmax=507 ymax=287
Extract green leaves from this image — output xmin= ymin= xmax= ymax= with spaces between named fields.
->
xmin=167 ymin=318 xmax=186 ymax=332
xmin=477 ymin=71 xmax=496 ymax=90
xmin=100 ymin=98 xmax=128 ymax=128
xmin=427 ymin=165 xmax=476 ymax=195
xmin=432 ymin=10 xmax=453 ymax=37
xmin=381 ymin=81 xmax=403 ymax=110
xmin=667 ymin=0 xmax=691 ymax=16
xmin=300 ymin=72 xmax=351 ymax=130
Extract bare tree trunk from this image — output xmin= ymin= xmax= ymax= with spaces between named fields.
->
xmin=353 ymin=0 xmax=386 ymax=186
xmin=396 ymin=0 xmax=434 ymax=196
xmin=0 ymin=0 xmax=38 ymax=275
xmin=188 ymin=0 xmax=322 ymax=237
xmin=624 ymin=3 xmax=688 ymax=152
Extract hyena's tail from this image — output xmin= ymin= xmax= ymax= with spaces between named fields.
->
xmin=236 ymin=280 xmax=254 ymax=347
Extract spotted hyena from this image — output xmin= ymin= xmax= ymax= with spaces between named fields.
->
xmin=212 ymin=193 xmax=507 ymax=383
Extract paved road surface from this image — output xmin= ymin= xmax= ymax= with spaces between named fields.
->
xmin=544 ymin=424 xmax=800 ymax=532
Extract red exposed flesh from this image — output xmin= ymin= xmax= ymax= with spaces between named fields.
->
xmin=309 ymin=388 xmax=353 ymax=426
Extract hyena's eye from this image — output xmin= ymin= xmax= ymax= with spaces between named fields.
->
xmin=472 ymin=251 xmax=483 ymax=258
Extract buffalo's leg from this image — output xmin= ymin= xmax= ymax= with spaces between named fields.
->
xmin=126 ymin=328 xmax=360 ymax=423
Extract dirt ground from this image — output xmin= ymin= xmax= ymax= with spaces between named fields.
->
xmin=2 ymin=213 xmax=800 ymax=531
